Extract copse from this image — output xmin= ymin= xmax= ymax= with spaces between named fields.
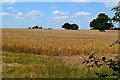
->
xmin=90 ymin=13 xmax=114 ymax=32
xmin=62 ymin=23 xmax=71 ymax=30
xmin=32 ymin=26 xmax=42 ymax=29
xmin=32 ymin=26 xmax=39 ymax=29
xmin=62 ymin=23 xmax=79 ymax=30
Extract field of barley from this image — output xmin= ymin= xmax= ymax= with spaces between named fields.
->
xmin=2 ymin=28 xmax=119 ymax=78
xmin=2 ymin=28 xmax=118 ymax=56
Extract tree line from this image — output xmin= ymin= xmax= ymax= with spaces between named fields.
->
xmin=62 ymin=6 xmax=120 ymax=32
xmin=28 ymin=6 xmax=120 ymax=32
xmin=62 ymin=12 xmax=119 ymax=32
xmin=28 ymin=26 xmax=52 ymax=30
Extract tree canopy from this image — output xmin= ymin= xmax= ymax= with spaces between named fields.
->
xmin=62 ymin=23 xmax=79 ymax=30
xmin=31 ymin=26 xmax=42 ymax=29
xmin=90 ymin=13 xmax=114 ymax=32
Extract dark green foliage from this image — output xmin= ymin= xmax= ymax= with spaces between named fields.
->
xmin=39 ymin=27 xmax=42 ymax=29
xmin=71 ymin=24 xmax=79 ymax=30
xmin=102 ymin=57 xmax=106 ymax=61
xmin=90 ymin=13 xmax=114 ymax=32
xmin=62 ymin=23 xmax=71 ymax=30
xmin=62 ymin=23 xmax=79 ymax=30
xmin=110 ymin=40 xmax=120 ymax=47
xmin=28 ymin=27 xmax=31 ymax=29
xmin=111 ymin=6 xmax=120 ymax=23
xmin=48 ymin=28 xmax=52 ymax=30
xmin=105 ymin=23 xmax=114 ymax=30
xmin=110 ymin=6 xmax=120 ymax=30
xmin=32 ymin=26 xmax=42 ymax=29
xmin=32 ymin=26 xmax=39 ymax=29
xmin=95 ymin=73 xmax=108 ymax=78
xmin=82 ymin=40 xmax=120 ymax=79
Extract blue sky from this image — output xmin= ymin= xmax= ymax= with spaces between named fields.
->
xmin=1 ymin=1 xmax=119 ymax=29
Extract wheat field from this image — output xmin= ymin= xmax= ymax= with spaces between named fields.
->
xmin=2 ymin=28 xmax=119 ymax=78
xmin=2 ymin=28 xmax=118 ymax=57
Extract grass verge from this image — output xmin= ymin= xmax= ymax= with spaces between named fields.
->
xmin=2 ymin=51 xmax=116 ymax=78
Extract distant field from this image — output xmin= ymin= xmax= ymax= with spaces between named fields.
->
xmin=2 ymin=29 xmax=118 ymax=56
xmin=2 ymin=28 xmax=118 ymax=78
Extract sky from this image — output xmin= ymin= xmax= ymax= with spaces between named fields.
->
xmin=0 ymin=0 xmax=119 ymax=29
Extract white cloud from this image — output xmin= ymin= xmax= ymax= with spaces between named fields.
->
xmin=14 ymin=16 xmax=23 ymax=19
xmin=104 ymin=2 xmax=118 ymax=7
xmin=52 ymin=10 xmax=69 ymax=21
xmin=6 ymin=7 xmax=17 ymax=12
xmin=27 ymin=10 xmax=44 ymax=20
xmin=103 ymin=0 xmax=119 ymax=7
xmin=14 ymin=12 xmax=24 ymax=19
xmin=14 ymin=11 xmax=44 ymax=20
xmin=1 ymin=0 xmax=17 ymax=4
xmin=54 ymin=16 xmax=69 ymax=19
xmin=0 ymin=12 xmax=11 ymax=16
xmin=52 ymin=6 xmax=56 ymax=9
xmin=74 ymin=12 xmax=91 ymax=17
xmin=52 ymin=10 xmax=69 ymax=16
xmin=17 ymin=12 xmax=24 ymax=16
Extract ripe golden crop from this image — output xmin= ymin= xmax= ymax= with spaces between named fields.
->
xmin=2 ymin=29 xmax=118 ymax=56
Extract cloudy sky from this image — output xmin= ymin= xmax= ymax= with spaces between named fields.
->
xmin=1 ymin=0 xmax=119 ymax=29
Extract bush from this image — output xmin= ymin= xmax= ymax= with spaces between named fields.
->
xmin=82 ymin=40 xmax=120 ymax=79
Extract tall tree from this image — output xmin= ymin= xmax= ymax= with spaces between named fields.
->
xmin=90 ymin=13 xmax=114 ymax=32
